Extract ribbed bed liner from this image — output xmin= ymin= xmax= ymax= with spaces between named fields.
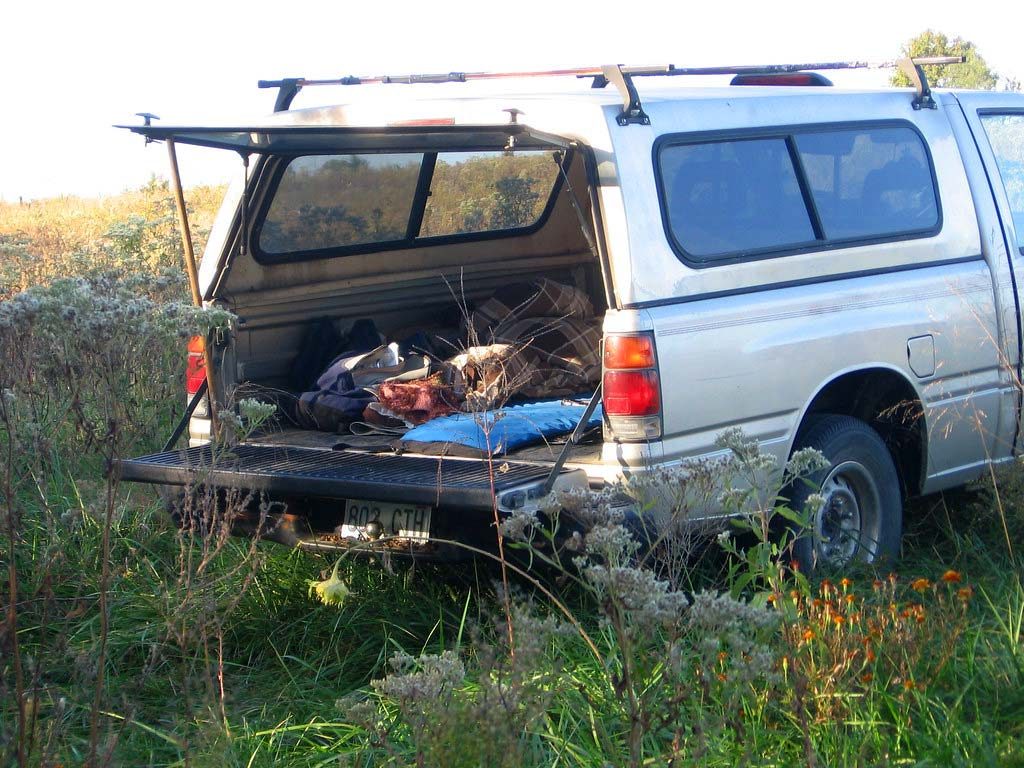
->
xmin=115 ymin=444 xmax=555 ymax=509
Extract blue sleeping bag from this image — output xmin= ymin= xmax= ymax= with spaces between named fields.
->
xmin=398 ymin=398 xmax=603 ymax=457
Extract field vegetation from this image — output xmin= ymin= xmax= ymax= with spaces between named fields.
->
xmin=1 ymin=182 xmax=1023 ymax=767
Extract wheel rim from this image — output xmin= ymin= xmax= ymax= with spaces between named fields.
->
xmin=814 ymin=460 xmax=880 ymax=566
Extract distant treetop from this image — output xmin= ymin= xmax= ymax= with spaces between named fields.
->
xmin=891 ymin=30 xmax=1017 ymax=91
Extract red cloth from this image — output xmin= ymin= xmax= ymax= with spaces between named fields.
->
xmin=374 ymin=376 xmax=461 ymax=425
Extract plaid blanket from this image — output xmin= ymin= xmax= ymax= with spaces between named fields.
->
xmin=466 ymin=277 xmax=595 ymax=343
xmin=454 ymin=279 xmax=601 ymax=405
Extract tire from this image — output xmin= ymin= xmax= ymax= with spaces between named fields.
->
xmin=787 ymin=415 xmax=902 ymax=571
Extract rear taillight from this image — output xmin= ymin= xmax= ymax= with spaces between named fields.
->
xmin=186 ymin=335 xmax=206 ymax=396
xmin=604 ymin=370 xmax=661 ymax=416
xmin=602 ymin=332 xmax=662 ymax=440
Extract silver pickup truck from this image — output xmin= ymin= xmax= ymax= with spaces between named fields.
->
xmin=117 ymin=61 xmax=1024 ymax=569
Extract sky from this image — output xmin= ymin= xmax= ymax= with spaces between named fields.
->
xmin=2 ymin=0 xmax=1021 ymax=201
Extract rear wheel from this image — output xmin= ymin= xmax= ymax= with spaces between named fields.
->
xmin=788 ymin=415 xmax=902 ymax=571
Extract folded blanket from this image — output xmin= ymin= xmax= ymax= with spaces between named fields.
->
xmin=398 ymin=398 xmax=603 ymax=458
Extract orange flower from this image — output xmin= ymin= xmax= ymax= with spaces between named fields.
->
xmin=910 ymin=578 xmax=931 ymax=593
xmin=802 ymin=628 xmax=816 ymax=642
xmin=860 ymin=672 xmax=874 ymax=683
xmin=872 ymin=579 xmax=884 ymax=591
xmin=865 ymin=648 xmax=876 ymax=662
xmin=833 ymin=614 xmax=846 ymax=626
xmin=941 ymin=570 xmax=962 ymax=584
xmin=840 ymin=577 xmax=853 ymax=590
xmin=845 ymin=594 xmax=857 ymax=604
xmin=903 ymin=678 xmax=916 ymax=691
xmin=716 ymin=673 xmax=728 ymax=683
xmin=957 ymin=586 xmax=974 ymax=602
xmin=766 ymin=593 xmax=777 ymax=604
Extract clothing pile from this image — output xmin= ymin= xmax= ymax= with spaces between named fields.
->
xmin=291 ymin=278 xmax=602 ymax=454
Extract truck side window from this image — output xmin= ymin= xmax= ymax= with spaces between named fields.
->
xmin=795 ymin=127 xmax=938 ymax=240
xmin=980 ymin=114 xmax=1024 ymax=253
xmin=661 ymin=138 xmax=815 ymax=260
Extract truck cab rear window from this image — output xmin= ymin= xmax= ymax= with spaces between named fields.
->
xmin=657 ymin=123 xmax=940 ymax=265
xmin=258 ymin=149 xmax=561 ymax=257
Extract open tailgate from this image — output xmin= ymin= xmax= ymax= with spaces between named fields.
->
xmin=114 ymin=444 xmax=557 ymax=510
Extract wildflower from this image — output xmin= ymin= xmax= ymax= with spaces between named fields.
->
xmin=872 ymin=579 xmax=884 ymax=591
xmin=861 ymin=672 xmax=874 ymax=683
xmin=941 ymin=570 xmax=962 ymax=584
xmin=802 ymin=628 xmax=815 ymax=642
xmin=840 ymin=577 xmax=852 ymax=590
xmin=903 ymin=679 xmax=917 ymax=691
xmin=910 ymin=577 xmax=931 ymax=593
xmin=957 ymin=586 xmax=974 ymax=602
xmin=832 ymin=614 xmax=846 ymax=626
xmin=716 ymin=673 xmax=728 ymax=683
xmin=585 ymin=565 xmax=690 ymax=626
xmin=845 ymin=594 xmax=857 ymax=604
xmin=584 ymin=523 xmax=639 ymax=558
xmin=499 ymin=507 xmax=539 ymax=541
xmin=865 ymin=648 xmax=876 ymax=662
xmin=372 ymin=650 xmax=465 ymax=702
xmin=308 ymin=560 xmax=350 ymax=607
xmin=786 ymin=447 xmax=829 ymax=476
xmin=238 ymin=397 xmax=277 ymax=425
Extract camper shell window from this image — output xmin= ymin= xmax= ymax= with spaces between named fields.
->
xmin=255 ymin=149 xmax=563 ymax=260
xmin=655 ymin=121 xmax=941 ymax=267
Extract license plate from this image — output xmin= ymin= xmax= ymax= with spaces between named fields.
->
xmin=339 ymin=499 xmax=432 ymax=541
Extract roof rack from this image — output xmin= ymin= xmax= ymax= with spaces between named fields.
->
xmin=259 ymin=56 xmax=965 ymax=121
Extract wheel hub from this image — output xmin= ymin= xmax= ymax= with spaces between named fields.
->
xmin=815 ymin=463 xmax=869 ymax=565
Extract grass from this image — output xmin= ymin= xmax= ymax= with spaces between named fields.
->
xmin=12 ymin=497 xmax=1019 ymax=766
xmin=2 ymin=184 xmax=1024 ymax=766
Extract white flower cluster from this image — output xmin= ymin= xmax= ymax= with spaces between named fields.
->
xmin=0 ymin=275 xmax=233 ymax=344
xmin=785 ymin=447 xmax=829 ymax=478
xmin=238 ymin=398 xmax=278 ymax=427
xmin=498 ymin=507 xmax=540 ymax=541
xmin=583 ymin=523 xmax=639 ymax=560
xmin=584 ymin=565 xmax=690 ymax=627
xmin=687 ymin=590 xmax=780 ymax=683
xmin=687 ymin=590 xmax=779 ymax=635
xmin=372 ymin=650 xmax=466 ymax=703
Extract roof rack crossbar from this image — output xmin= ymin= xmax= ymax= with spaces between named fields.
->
xmin=257 ymin=56 xmax=965 ymax=118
